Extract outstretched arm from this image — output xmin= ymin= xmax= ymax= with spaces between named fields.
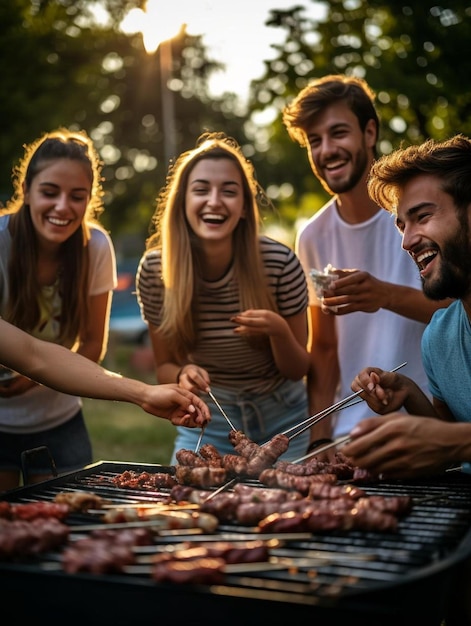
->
xmin=0 ymin=320 xmax=210 ymax=428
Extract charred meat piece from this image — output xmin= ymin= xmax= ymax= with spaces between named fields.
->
xmin=221 ymin=454 xmax=248 ymax=476
xmin=175 ymin=465 xmax=227 ymax=488
xmin=112 ymin=470 xmax=177 ymax=490
xmin=54 ymin=491 xmax=106 ymax=512
xmin=199 ymin=444 xmax=223 ymax=466
xmin=3 ymin=501 xmax=70 ymax=521
xmin=152 ymin=556 xmax=226 ymax=585
xmin=175 ymin=449 xmax=209 ymax=468
xmin=246 ymin=433 xmax=290 ymax=477
xmin=0 ymin=517 xmax=70 ymax=559
xmin=259 ymin=468 xmax=337 ymax=494
xmin=228 ymin=430 xmax=260 ymax=460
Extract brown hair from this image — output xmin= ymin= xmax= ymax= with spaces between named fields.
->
xmin=2 ymin=127 xmax=106 ymax=346
xmin=283 ymin=73 xmax=380 ymax=157
xmin=145 ymin=131 xmax=277 ymax=358
xmin=368 ymin=134 xmax=471 ymax=215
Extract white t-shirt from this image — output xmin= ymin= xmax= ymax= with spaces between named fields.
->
xmin=0 ymin=216 xmax=117 ymax=433
xmin=296 ymin=198 xmax=429 ymax=437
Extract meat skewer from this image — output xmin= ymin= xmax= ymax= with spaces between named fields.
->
xmin=280 ymin=361 xmax=407 ymax=442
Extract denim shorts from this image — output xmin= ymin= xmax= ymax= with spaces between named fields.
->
xmin=171 ymin=378 xmax=309 ymax=464
xmin=0 ymin=410 xmax=92 ymax=475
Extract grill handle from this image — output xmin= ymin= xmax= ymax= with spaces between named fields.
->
xmin=21 ymin=446 xmax=58 ymax=485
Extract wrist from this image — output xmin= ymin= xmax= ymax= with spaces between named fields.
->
xmin=306 ymin=438 xmax=333 ymax=454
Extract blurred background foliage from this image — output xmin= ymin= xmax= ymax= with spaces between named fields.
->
xmin=2 ymin=0 xmax=471 ymax=255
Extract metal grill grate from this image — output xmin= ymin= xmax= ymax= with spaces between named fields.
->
xmin=1 ymin=460 xmax=471 ymax=626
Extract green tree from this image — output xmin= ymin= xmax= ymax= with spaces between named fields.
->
xmin=246 ymin=1 xmax=471 ymax=227
xmin=0 ymin=0 xmax=247 ymax=246
xmin=3 ymin=1 xmax=471 ymax=244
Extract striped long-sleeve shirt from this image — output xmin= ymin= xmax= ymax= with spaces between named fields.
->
xmin=137 ymin=236 xmax=308 ymax=394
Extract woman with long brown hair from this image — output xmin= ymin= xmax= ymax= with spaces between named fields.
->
xmin=0 ymin=128 xmax=116 ymax=490
xmin=137 ymin=132 xmax=310 ymax=463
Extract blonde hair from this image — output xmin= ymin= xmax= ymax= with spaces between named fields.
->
xmin=146 ymin=131 xmax=277 ymax=358
xmin=2 ymin=127 xmax=106 ymax=346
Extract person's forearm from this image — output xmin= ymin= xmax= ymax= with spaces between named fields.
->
xmin=157 ymin=362 xmax=182 ymax=384
xmin=384 ymin=284 xmax=452 ymax=324
xmin=402 ymin=378 xmax=437 ymax=416
xmin=15 ymin=338 xmax=142 ymax=402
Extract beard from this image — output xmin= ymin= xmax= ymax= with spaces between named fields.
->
xmin=320 ymin=144 xmax=370 ymax=195
xmin=422 ymin=220 xmax=471 ymax=300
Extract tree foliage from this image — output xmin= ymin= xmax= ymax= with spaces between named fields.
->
xmin=2 ymin=1 xmax=471 ymax=245
xmin=0 ymin=0 xmax=247 ymax=248
xmin=246 ymin=0 xmax=471 ymax=226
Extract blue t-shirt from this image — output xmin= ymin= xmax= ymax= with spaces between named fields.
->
xmin=421 ymin=300 xmax=471 ymax=422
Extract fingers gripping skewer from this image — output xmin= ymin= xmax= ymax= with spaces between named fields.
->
xmin=281 ymin=361 xmax=408 ymax=442
xmin=208 ymin=390 xmax=237 ymax=431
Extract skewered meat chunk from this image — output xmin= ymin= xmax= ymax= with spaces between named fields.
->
xmin=176 ymin=449 xmax=209 ymax=467
xmin=0 ymin=501 xmax=70 ymax=521
xmin=62 ymin=539 xmax=134 ymax=574
xmin=234 ymin=483 xmax=304 ymax=503
xmin=175 ymin=465 xmax=227 ymax=488
xmin=352 ymin=467 xmax=379 ymax=482
xmin=307 ymin=483 xmax=366 ymax=501
xmin=258 ymin=505 xmax=399 ymax=533
xmin=228 ymin=430 xmax=260 ymax=460
xmin=0 ymin=517 xmax=70 ymax=559
xmin=277 ymin=458 xmax=353 ymax=480
xmin=151 ymin=539 xmax=270 ymax=584
xmin=246 ymin=433 xmax=290 ymax=477
xmin=221 ymin=454 xmax=248 ymax=476
xmin=152 ymin=557 xmax=226 ymax=584
xmin=259 ymin=468 xmax=338 ymax=494
xmin=89 ymin=527 xmax=154 ymax=545
xmin=199 ymin=444 xmax=223 ymax=465
xmin=200 ymin=492 xmax=242 ymax=523
xmin=54 ymin=491 xmax=106 ymax=512
xmin=62 ymin=527 xmax=155 ymax=574
xmin=153 ymin=540 xmax=269 ymax=566
xmin=102 ymin=507 xmax=219 ymax=532
xmin=354 ymin=495 xmax=413 ymax=515
xmin=0 ymin=502 xmax=11 ymax=519
xmin=112 ymin=470 xmax=177 ymax=490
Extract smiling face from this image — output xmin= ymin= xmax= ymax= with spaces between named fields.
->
xmin=24 ymin=158 xmax=91 ymax=250
xmin=184 ymin=157 xmax=246 ymax=244
xmin=396 ymin=174 xmax=471 ymax=300
xmin=305 ymin=100 xmax=376 ymax=195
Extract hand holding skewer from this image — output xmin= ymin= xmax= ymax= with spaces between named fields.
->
xmin=281 ymin=362 xmax=408 ymax=443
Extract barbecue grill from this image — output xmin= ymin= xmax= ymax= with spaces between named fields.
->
xmin=2 ymin=460 xmax=471 ymax=626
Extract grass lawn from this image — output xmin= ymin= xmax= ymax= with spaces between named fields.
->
xmin=83 ymin=342 xmax=176 ymax=467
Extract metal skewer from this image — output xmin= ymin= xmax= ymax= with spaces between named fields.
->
xmin=282 ymin=361 xmax=407 ymax=441
xmin=208 ymin=389 xmax=237 ymax=431
xmin=194 ymin=426 xmax=206 ymax=454
xmin=292 ymin=435 xmax=351 ymax=464
xmin=202 ymin=477 xmax=239 ymax=503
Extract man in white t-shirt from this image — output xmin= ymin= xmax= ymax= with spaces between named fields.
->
xmin=282 ymin=74 xmax=452 ymax=453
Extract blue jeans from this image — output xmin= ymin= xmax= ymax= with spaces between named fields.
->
xmin=171 ymin=379 xmax=309 ymax=464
